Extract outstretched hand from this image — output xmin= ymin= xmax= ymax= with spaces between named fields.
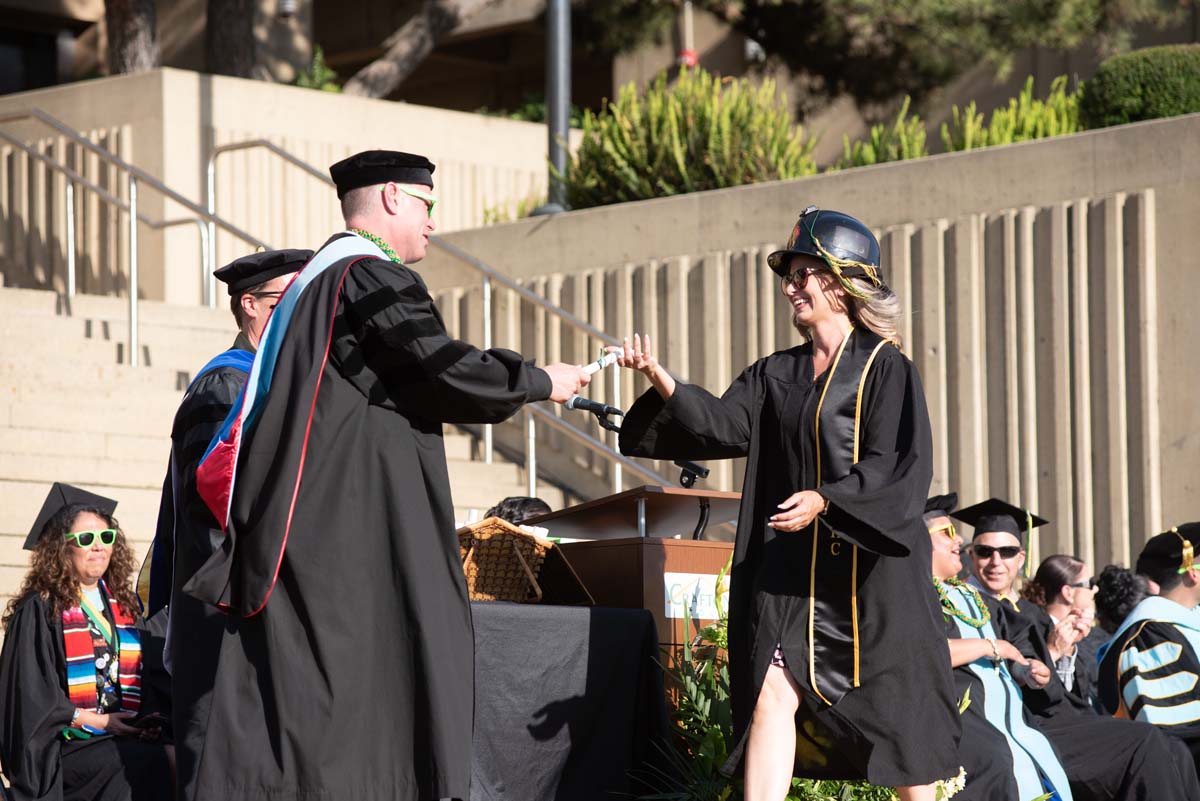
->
xmin=606 ymin=334 xmax=676 ymax=399
xmin=542 ymin=363 xmax=591 ymax=403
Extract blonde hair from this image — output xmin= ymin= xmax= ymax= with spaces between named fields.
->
xmin=790 ymin=274 xmax=905 ymax=351
xmin=846 ymin=277 xmax=904 ymax=351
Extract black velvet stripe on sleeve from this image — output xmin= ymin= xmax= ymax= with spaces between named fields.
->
xmin=420 ymin=340 xmax=475 ymax=378
xmin=378 ymin=315 xmax=446 ymax=351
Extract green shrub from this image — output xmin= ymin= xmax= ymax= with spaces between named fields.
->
xmin=1079 ymin=44 xmax=1200 ymax=129
xmin=294 ymin=46 xmax=340 ymax=92
xmin=562 ymin=67 xmax=817 ymax=210
xmin=942 ymin=75 xmax=1080 ymax=152
xmin=835 ymin=96 xmax=927 ymax=170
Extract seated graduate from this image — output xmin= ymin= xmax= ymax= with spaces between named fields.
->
xmin=955 ymin=499 xmax=1092 ymax=681
xmin=926 ymin=493 xmax=1072 ymax=801
xmin=985 ymin=548 xmax=1200 ymax=797
xmin=1098 ymin=524 xmax=1200 ymax=771
xmin=0 ymin=484 xmax=173 ymax=801
xmin=1093 ymin=565 xmax=1153 ymax=635
xmin=1019 ymin=555 xmax=1104 ymax=714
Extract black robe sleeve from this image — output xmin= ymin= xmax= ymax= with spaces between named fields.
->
xmin=617 ymin=364 xmax=758 ymax=460
xmin=0 ymin=596 xmax=73 ymax=801
xmin=812 ymin=349 xmax=934 ymax=557
xmin=150 ymin=365 xmax=249 ymax=612
xmin=335 ymin=259 xmax=552 ymax=424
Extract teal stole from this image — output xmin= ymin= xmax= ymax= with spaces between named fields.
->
xmin=941 ymin=581 xmax=1073 ymax=801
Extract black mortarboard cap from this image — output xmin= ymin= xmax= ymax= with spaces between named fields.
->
xmin=214 ymin=248 xmax=313 ymax=296
xmin=951 ymin=498 xmax=1048 ymax=543
xmin=924 ymin=492 xmax=959 ymax=517
xmin=1137 ymin=523 xmax=1200 ymax=577
xmin=25 ymin=483 xmax=118 ymax=550
xmin=329 ymin=150 xmax=435 ymax=199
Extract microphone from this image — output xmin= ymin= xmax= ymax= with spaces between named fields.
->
xmin=564 ymin=395 xmax=624 ymax=417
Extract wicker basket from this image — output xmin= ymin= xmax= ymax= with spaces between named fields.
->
xmin=457 ymin=517 xmax=552 ymax=603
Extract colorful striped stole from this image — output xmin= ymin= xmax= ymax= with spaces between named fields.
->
xmin=61 ymin=583 xmax=143 ymax=714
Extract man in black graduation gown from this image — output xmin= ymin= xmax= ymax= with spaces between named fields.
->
xmin=184 ymin=150 xmax=590 ymax=801
xmin=146 ymin=248 xmax=310 ymax=801
xmin=943 ymin=498 xmax=1200 ymax=800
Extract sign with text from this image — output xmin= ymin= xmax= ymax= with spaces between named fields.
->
xmin=664 ymin=572 xmax=726 ymax=620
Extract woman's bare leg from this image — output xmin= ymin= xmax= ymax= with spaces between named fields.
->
xmin=895 ymin=783 xmax=936 ymax=801
xmin=744 ymin=665 xmax=802 ymax=801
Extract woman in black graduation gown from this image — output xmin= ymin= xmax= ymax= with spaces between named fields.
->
xmin=614 ymin=208 xmax=960 ymax=801
xmin=0 ymin=487 xmax=172 ymax=801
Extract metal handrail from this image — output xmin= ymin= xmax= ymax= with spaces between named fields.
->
xmin=0 ymin=107 xmax=269 ymax=364
xmin=0 ymin=129 xmax=210 ymax=362
xmin=525 ymin=404 xmax=669 ymax=494
xmin=206 ymin=139 xmax=637 ymax=489
xmin=206 ymin=140 xmax=621 ymax=346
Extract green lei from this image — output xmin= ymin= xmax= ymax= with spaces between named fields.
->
xmin=933 ymin=576 xmax=992 ymax=629
xmin=349 ymin=228 xmax=403 ymax=264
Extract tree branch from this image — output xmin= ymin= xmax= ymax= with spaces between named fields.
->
xmin=342 ymin=0 xmax=502 ymax=98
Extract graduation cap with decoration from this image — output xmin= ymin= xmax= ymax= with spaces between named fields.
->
xmin=766 ymin=206 xmax=886 ymax=300
xmin=25 ymin=482 xmax=118 ymax=550
xmin=214 ymin=248 xmax=313 ymax=296
xmin=1136 ymin=523 xmax=1200 ymax=578
xmin=952 ymin=497 xmax=1049 ymax=577
xmin=328 ymin=150 xmax=435 ymax=199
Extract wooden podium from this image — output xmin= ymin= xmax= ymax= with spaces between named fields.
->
xmin=526 ymin=486 xmax=739 ymax=648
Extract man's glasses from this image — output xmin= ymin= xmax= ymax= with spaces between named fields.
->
xmin=65 ymin=529 xmax=117 ymax=548
xmin=929 ymin=522 xmax=958 ymax=540
xmin=250 ymin=290 xmax=283 ymax=310
xmin=972 ymin=544 xmax=1022 ymax=560
xmin=383 ymin=184 xmax=437 ymax=218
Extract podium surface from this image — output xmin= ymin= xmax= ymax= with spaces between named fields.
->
xmin=526 ymin=484 xmax=741 ymax=542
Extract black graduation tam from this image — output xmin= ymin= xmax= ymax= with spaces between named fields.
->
xmin=329 ymin=150 xmax=435 ymax=199
xmin=1137 ymin=523 xmax=1200 ymax=576
xmin=25 ymin=482 xmax=118 ymax=550
xmin=951 ymin=497 xmax=1048 ymax=543
xmin=214 ymin=248 xmax=313 ymax=295
xmin=924 ymin=492 xmax=959 ymax=517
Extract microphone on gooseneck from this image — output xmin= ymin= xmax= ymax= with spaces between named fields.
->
xmin=564 ymin=395 xmax=624 ymax=417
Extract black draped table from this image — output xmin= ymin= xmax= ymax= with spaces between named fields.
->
xmin=471 ymin=602 xmax=668 ymax=801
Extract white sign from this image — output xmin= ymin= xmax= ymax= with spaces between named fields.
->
xmin=664 ymin=572 xmax=725 ymax=620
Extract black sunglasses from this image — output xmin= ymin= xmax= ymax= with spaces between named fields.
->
xmin=972 ymin=544 xmax=1022 ymax=560
xmin=1068 ymin=578 xmax=1097 ymax=590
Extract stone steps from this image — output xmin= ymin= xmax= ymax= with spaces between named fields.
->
xmin=0 ymin=283 xmax=568 ymax=602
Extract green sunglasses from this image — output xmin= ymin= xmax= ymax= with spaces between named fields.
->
xmin=65 ymin=529 xmax=117 ymax=548
xmin=382 ymin=184 xmax=437 ymax=218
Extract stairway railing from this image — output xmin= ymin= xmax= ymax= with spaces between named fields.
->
xmin=0 ymin=108 xmax=268 ymax=365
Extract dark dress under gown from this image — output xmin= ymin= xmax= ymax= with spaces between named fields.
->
xmin=0 ymin=595 xmax=171 ymax=801
xmin=619 ymin=327 xmax=960 ymax=787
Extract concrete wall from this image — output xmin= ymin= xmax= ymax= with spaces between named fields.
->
xmin=0 ymin=68 xmax=563 ymax=304
xmin=420 ymin=113 xmax=1200 ymax=569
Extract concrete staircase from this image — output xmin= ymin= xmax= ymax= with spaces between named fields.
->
xmin=0 ymin=287 xmax=563 ymax=607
